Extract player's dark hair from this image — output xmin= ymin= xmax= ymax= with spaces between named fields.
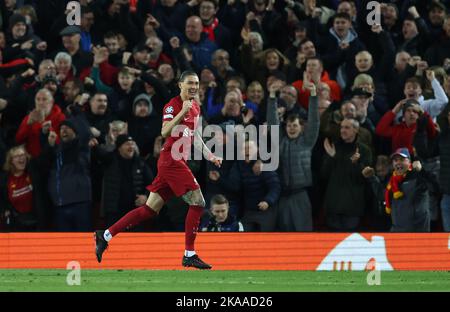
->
xmin=179 ymin=70 xmax=198 ymax=82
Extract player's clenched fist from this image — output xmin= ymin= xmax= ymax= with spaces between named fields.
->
xmin=182 ymin=100 xmax=193 ymax=113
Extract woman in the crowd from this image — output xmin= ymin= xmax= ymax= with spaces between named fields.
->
xmin=0 ymin=145 xmax=49 ymax=231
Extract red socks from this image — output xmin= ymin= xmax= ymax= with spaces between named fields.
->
xmin=108 ymin=205 xmax=156 ymax=237
xmin=185 ymin=205 xmax=204 ymax=251
xmin=108 ymin=204 xmax=204 ymax=252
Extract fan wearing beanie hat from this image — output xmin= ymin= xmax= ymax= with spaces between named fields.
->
xmin=9 ymin=13 xmax=27 ymax=34
xmin=9 ymin=13 xmax=27 ymax=36
xmin=60 ymin=119 xmax=78 ymax=133
xmin=133 ymin=93 xmax=153 ymax=117
xmin=8 ymin=13 xmax=45 ymax=46
xmin=115 ymin=134 xmax=137 ymax=159
xmin=59 ymin=119 xmax=79 ymax=143
xmin=115 ymin=134 xmax=134 ymax=149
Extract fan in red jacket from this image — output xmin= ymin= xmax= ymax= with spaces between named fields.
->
xmin=15 ymin=88 xmax=65 ymax=158
xmin=375 ymin=99 xmax=437 ymax=155
xmin=292 ymin=57 xmax=342 ymax=110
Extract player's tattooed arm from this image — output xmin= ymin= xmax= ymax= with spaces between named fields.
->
xmin=193 ymin=127 xmax=222 ymax=167
xmin=193 ymin=127 xmax=212 ymax=160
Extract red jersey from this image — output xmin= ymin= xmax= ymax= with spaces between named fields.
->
xmin=160 ymin=96 xmax=201 ymax=163
xmin=7 ymin=173 xmax=33 ymax=214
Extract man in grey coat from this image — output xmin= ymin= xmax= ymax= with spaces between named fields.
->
xmin=267 ymin=78 xmax=320 ymax=231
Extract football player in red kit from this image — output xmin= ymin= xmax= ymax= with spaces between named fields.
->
xmin=95 ymin=70 xmax=222 ymax=269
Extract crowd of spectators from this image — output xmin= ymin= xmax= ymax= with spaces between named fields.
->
xmin=0 ymin=0 xmax=449 ymax=233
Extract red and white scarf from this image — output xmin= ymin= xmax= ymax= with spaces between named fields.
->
xmin=203 ymin=18 xmax=219 ymax=42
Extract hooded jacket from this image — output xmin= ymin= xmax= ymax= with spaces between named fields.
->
xmin=3 ymin=14 xmax=45 ymax=63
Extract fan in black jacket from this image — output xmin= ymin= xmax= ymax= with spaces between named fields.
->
xmin=39 ymin=107 xmax=93 ymax=231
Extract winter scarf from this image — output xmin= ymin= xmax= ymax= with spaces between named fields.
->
xmin=385 ymin=164 xmax=412 ymax=214
xmin=203 ymin=18 xmax=219 ymax=42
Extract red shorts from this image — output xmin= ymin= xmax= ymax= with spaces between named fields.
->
xmin=146 ymin=157 xmax=200 ymax=202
